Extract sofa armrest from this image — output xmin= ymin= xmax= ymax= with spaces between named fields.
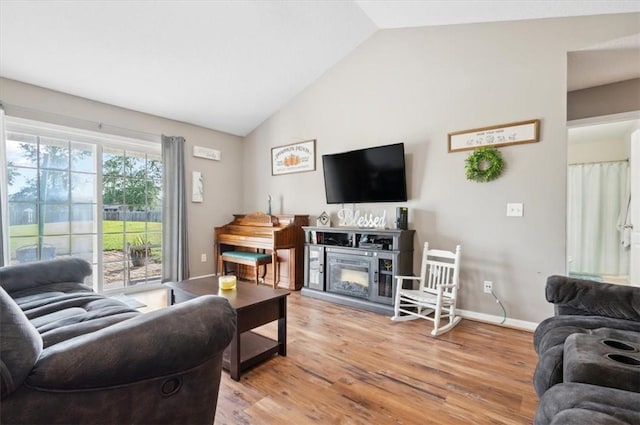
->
xmin=0 ymin=258 xmax=92 ymax=294
xmin=27 ymin=295 xmax=236 ymax=390
xmin=546 ymin=275 xmax=640 ymax=321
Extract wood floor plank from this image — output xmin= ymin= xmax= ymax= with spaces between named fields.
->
xmin=215 ymin=292 xmax=538 ymax=424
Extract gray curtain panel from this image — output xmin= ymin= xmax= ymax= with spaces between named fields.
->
xmin=0 ymin=187 xmax=4 ymax=267
xmin=162 ymin=135 xmax=189 ymax=282
xmin=0 ymin=106 xmax=5 ymax=267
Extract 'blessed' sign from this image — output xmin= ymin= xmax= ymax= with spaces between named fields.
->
xmin=337 ymin=209 xmax=387 ymax=228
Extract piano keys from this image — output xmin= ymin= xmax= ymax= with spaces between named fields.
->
xmin=214 ymin=212 xmax=309 ymax=290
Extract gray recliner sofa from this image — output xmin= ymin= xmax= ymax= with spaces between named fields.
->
xmin=0 ymin=257 xmax=236 ymax=425
xmin=533 ymin=275 xmax=640 ymax=425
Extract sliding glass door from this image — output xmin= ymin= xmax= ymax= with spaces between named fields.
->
xmin=101 ymin=148 xmax=163 ymax=291
xmin=2 ymin=117 xmax=162 ymax=292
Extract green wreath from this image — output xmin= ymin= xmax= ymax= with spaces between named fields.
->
xmin=464 ymin=147 xmax=504 ymax=182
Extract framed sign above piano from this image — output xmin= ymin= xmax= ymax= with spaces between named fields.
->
xmin=214 ymin=212 xmax=310 ymax=290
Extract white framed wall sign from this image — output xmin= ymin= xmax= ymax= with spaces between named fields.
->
xmin=271 ymin=139 xmax=316 ymax=175
xmin=448 ymin=119 xmax=540 ymax=152
xmin=192 ymin=171 xmax=203 ymax=203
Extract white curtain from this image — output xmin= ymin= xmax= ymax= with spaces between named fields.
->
xmin=568 ymin=161 xmax=629 ymax=276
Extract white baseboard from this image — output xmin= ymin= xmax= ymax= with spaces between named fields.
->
xmin=458 ymin=309 xmax=538 ymax=332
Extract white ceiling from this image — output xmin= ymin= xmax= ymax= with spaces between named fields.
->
xmin=1 ymin=1 xmax=639 ymax=137
xmin=569 ymin=118 xmax=640 ymax=145
xmin=356 ymin=0 xmax=639 ymax=29
xmin=568 ymin=34 xmax=640 ymax=91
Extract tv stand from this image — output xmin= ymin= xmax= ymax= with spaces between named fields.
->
xmin=301 ymin=226 xmax=414 ymax=315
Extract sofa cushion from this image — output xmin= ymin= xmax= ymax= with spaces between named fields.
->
xmin=549 ymin=409 xmax=636 ymax=425
xmin=534 ymin=383 xmax=640 ymax=425
xmin=19 ymin=292 xmax=130 ymax=319
xmin=36 ymin=299 xmax=136 ymax=328
xmin=30 ymin=307 xmax=88 ymax=329
xmin=534 ymin=345 xmax=565 ymax=396
xmin=563 ymin=331 xmax=640 ymax=393
xmin=534 ymin=315 xmax=640 ymax=355
xmin=11 ymin=288 xmax=140 ymax=348
xmin=0 ymin=287 xmax=43 ymax=398
xmin=40 ymin=313 xmax=139 ymax=348
xmin=10 ymin=282 xmax=96 ymax=310
xmin=534 ymin=327 xmax=640 ymax=396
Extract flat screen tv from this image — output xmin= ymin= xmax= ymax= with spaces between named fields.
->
xmin=322 ymin=143 xmax=408 ymax=204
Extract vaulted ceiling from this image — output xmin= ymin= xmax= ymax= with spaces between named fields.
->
xmin=1 ymin=1 xmax=638 ymax=136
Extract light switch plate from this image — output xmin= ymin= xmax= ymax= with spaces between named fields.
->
xmin=507 ymin=203 xmax=524 ymax=217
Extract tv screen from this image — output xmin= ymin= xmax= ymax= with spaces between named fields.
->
xmin=322 ymin=143 xmax=408 ymax=204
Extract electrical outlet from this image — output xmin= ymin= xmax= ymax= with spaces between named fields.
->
xmin=200 ymin=253 xmax=207 ymax=262
xmin=483 ymin=280 xmax=493 ymax=293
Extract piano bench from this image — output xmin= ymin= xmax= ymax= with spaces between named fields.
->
xmin=220 ymin=251 xmax=275 ymax=286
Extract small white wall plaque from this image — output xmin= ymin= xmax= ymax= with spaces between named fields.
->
xmin=192 ymin=171 xmax=203 ymax=203
xmin=193 ymin=146 xmax=221 ymax=161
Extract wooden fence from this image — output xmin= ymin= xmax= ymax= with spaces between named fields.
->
xmin=9 ymin=208 xmax=161 ymax=225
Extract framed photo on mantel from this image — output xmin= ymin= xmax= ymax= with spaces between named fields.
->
xmin=271 ymin=139 xmax=316 ymax=175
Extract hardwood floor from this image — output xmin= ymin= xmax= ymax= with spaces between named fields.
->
xmin=214 ymin=292 xmax=538 ymax=424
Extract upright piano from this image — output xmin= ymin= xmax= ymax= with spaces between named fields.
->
xmin=214 ymin=212 xmax=309 ymax=290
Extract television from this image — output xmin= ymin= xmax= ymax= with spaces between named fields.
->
xmin=322 ymin=143 xmax=408 ymax=204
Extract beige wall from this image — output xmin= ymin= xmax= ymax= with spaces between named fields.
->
xmin=243 ymin=14 xmax=640 ymax=323
xmin=2 ymin=13 xmax=638 ymax=323
xmin=0 ymin=77 xmax=243 ymax=277
xmin=568 ymin=78 xmax=640 ymax=121
xmin=568 ymin=136 xmax=629 ymax=164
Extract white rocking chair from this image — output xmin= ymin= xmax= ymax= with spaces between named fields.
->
xmin=391 ymin=242 xmax=462 ymax=336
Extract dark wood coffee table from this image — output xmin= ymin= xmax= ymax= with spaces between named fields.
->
xmin=166 ymin=276 xmax=290 ymax=381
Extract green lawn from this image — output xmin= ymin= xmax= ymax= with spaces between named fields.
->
xmin=102 ymin=221 xmax=162 ymax=250
xmin=9 ymin=221 xmax=162 ymax=256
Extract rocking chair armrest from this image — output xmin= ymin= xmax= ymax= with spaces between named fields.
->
xmin=395 ymin=275 xmax=421 ymax=281
xmin=435 ymin=284 xmax=456 ymax=298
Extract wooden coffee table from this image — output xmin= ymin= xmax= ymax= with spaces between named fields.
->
xmin=166 ymin=276 xmax=290 ymax=381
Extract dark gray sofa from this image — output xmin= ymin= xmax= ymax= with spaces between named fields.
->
xmin=0 ymin=257 xmax=236 ymax=425
xmin=533 ymin=275 xmax=640 ymax=425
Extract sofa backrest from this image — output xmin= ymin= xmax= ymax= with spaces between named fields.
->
xmin=0 ymin=258 xmax=92 ymax=294
xmin=546 ymin=275 xmax=640 ymax=321
xmin=0 ymin=286 xmax=43 ymax=399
